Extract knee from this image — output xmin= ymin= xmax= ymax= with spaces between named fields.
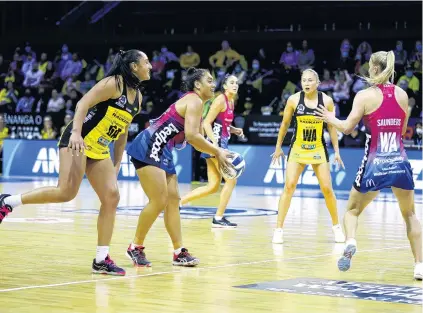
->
xmin=209 ymin=182 xmax=220 ymax=194
xmin=104 ymin=187 xmax=120 ymax=208
xmin=284 ymin=181 xmax=297 ymax=194
xmin=320 ymin=184 xmax=334 ymax=196
xmin=57 ymin=187 xmax=78 ymax=202
xmin=150 ymin=191 xmax=168 ymax=209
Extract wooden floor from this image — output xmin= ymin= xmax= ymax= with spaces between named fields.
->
xmin=0 ymin=177 xmax=422 ymax=313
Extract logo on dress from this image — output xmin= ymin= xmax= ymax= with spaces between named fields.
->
xmin=297 ymin=104 xmax=305 ymax=114
xmin=365 ymin=179 xmax=375 ymax=187
xmin=116 ymin=95 xmax=127 ymax=108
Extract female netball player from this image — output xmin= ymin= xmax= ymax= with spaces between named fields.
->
xmin=0 ymin=50 xmax=151 ymax=276
xmin=180 ymin=74 xmax=244 ymax=228
xmin=125 ymin=67 xmax=233 ymax=267
xmin=316 ymin=51 xmax=422 ymax=280
xmin=270 ymin=69 xmax=345 ymax=244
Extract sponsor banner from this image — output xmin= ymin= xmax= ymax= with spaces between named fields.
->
xmin=227 ymin=145 xmax=422 ymax=191
xmin=235 ymin=278 xmax=422 ymax=305
xmin=2 ymin=139 xmax=192 ymax=183
xmin=242 ymin=115 xmax=421 ymax=149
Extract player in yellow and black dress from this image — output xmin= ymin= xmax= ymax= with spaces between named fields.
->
xmin=270 ymin=69 xmax=346 ymax=244
xmin=0 ymin=49 xmax=152 ymax=276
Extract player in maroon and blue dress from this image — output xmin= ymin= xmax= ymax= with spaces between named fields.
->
xmin=316 ymin=50 xmax=422 ymax=280
xmin=125 ymin=68 xmax=232 ymax=267
xmin=180 ymin=74 xmax=244 ymax=228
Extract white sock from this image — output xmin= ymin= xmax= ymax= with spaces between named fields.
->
xmin=95 ymin=246 xmax=109 ymax=263
xmin=346 ymin=238 xmax=357 ymax=247
xmin=4 ymin=195 xmax=22 ymax=208
xmin=130 ymin=242 xmax=143 ymax=250
xmin=174 ymin=247 xmax=182 ymax=255
xmin=214 ymin=215 xmax=223 ymax=221
xmin=275 ymin=228 xmax=283 ymax=232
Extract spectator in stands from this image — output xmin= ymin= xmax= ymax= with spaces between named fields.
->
xmin=40 ymin=115 xmax=57 ymax=140
xmin=209 ymin=40 xmax=241 ymax=70
xmin=60 ymin=113 xmax=73 ymax=136
xmin=413 ymin=122 xmax=422 ymax=147
xmin=352 ymin=65 xmax=370 ymax=94
xmin=297 ymin=40 xmax=315 ymax=71
xmin=38 ymin=53 xmax=52 ymax=74
xmin=0 ymin=82 xmax=19 ymax=109
xmin=10 ymin=53 xmax=22 ymax=73
xmin=64 ymin=87 xmax=81 ymax=113
xmin=46 ymin=89 xmax=65 ymax=112
xmin=333 ymin=69 xmax=353 ymax=102
xmin=245 ymin=59 xmax=266 ymax=92
xmin=23 ymin=63 xmax=44 ymax=88
xmin=179 ymin=46 xmax=200 ymax=69
xmin=0 ymin=114 xmax=8 ymax=154
xmin=61 ymin=74 xmax=80 ymax=94
xmin=343 ymin=125 xmax=365 ymax=147
xmin=242 ymin=97 xmax=254 ymax=116
xmin=34 ymin=87 xmax=49 ymax=113
xmin=354 ymin=41 xmax=372 ymax=74
xmin=397 ymin=66 xmax=420 ymax=93
xmin=16 ymin=88 xmax=35 ymax=113
xmin=61 ymin=53 xmax=82 ymax=81
xmin=340 ymin=39 xmax=353 ymax=55
xmin=150 ymin=50 xmax=165 ymax=76
xmin=279 ymin=41 xmax=298 ymax=70
xmin=56 ymin=44 xmax=72 ymax=75
xmin=394 ymin=40 xmax=408 ymax=74
xmin=410 ymin=40 xmax=422 ymax=74
xmin=318 ymin=69 xmax=336 ymax=92
xmin=21 ymin=53 xmax=35 ymax=74
xmin=79 ymin=72 xmax=95 ymax=95
xmin=159 ymin=45 xmax=179 ymax=64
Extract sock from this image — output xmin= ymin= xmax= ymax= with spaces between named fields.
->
xmin=4 ymin=195 xmax=22 ymax=208
xmin=214 ymin=215 xmax=223 ymax=221
xmin=346 ymin=238 xmax=357 ymax=247
xmin=174 ymin=247 xmax=182 ymax=255
xmin=95 ymin=246 xmax=109 ymax=263
xmin=130 ymin=242 xmax=143 ymax=250
xmin=275 ymin=228 xmax=283 ymax=232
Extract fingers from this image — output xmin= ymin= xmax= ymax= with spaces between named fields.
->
xmin=340 ymin=159 xmax=345 ymax=169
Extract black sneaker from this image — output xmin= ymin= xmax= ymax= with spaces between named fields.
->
xmin=126 ymin=244 xmax=152 ymax=267
xmin=173 ymin=248 xmax=199 ymax=267
xmin=212 ymin=217 xmax=237 ymax=228
xmin=92 ymin=255 xmax=126 ymax=276
xmin=0 ymin=194 xmax=12 ymax=224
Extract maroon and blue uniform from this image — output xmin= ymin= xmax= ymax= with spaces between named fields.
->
xmin=201 ymin=94 xmax=234 ymax=159
xmin=127 ymin=93 xmax=195 ymax=174
xmin=353 ymin=84 xmax=414 ymax=193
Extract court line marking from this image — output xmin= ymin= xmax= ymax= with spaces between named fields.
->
xmin=0 ymin=245 xmax=409 ymax=293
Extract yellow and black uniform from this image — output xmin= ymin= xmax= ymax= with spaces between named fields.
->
xmin=288 ymin=91 xmax=329 ymax=164
xmin=58 ymin=82 xmax=139 ymax=159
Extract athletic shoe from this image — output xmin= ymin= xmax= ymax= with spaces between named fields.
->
xmin=0 ymin=194 xmax=12 ymax=224
xmin=338 ymin=244 xmax=357 ymax=272
xmin=173 ymin=248 xmax=199 ymax=267
xmin=126 ymin=245 xmax=152 ymax=267
xmin=92 ymin=255 xmax=126 ymax=276
xmin=212 ymin=217 xmax=237 ymax=228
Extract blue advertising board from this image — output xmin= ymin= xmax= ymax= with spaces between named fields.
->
xmin=2 ymin=139 xmax=422 ymax=192
xmin=2 ymin=139 xmax=192 ymax=183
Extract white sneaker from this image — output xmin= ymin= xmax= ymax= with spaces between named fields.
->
xmin=414 ymin=263 xmax=423 ymax=280
xmin=272 ymin=228 xmax=284 ymax=244
xmin=332 ymin=224 xmax=346 ymax=243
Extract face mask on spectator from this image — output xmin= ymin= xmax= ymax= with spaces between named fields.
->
xmin=62 ymin=45 xmax=69 ymax=53
xmin=342 ymin=43 xmax=350 ymax=50
xmin=416 ymin=128 xmax=422 ymax=135
xmin=417 ymin=44 xmax=422 ymax=52
xmin=152 ymin=56 xmax=159 ymax=62
xmin=161 ymin=47 xmax=168 ymax=53
xmin=252 ymin=63 xmax=259 ymax=70
xmin=287 ymin=47 xmax=293 ymax=52
xmin=396 ymin=45 xmax=403 ymax=51
xmin=342 ymin=51 xmax=349 ymax=58
xmin=406 ymin=70 xmax=413 ymax=78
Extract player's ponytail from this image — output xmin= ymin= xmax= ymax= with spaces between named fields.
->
xmin=363 ymin=51 xmax=396 ymax=85
xmin=106 ymin=49 xmax=143 ymax=91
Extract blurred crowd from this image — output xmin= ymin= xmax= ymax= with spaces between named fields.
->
xmin=0 ymin=38 xmax=421 ymax=151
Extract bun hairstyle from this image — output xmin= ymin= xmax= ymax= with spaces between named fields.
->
xmin=106 ymin=49 xmax=143 ymax=90
xmin=181 ymin=67 xmax=208 ymax=92
xmin=362 ymin=50 xmax=395 ymax=85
